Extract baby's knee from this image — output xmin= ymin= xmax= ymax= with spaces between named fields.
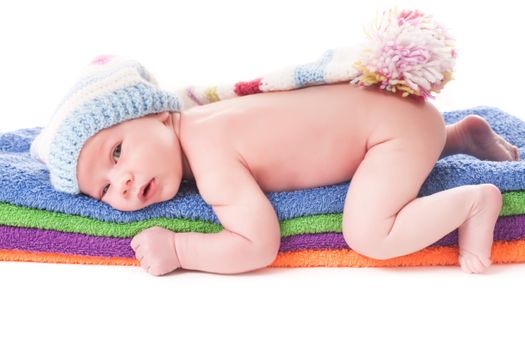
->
xmin=343 ymin=227 xmax=393 ymax=260
xmin=472 ymin=183 xmax=503 ymax=214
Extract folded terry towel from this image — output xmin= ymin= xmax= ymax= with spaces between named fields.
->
xmin=1 ymin=211 xmax=524 ymax=258
xmin=0 ymin=106 xmax=524 ymax=268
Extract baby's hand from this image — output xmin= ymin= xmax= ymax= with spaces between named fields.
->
xmin=130 ymin=226 xmax=181 ymax=276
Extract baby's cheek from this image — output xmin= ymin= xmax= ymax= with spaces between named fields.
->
xmin=168 ymin=177 xmax=182 ymax=198
xmin=154 ymin=176 xmax=179 ymax=204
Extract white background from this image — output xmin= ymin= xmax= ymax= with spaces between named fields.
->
xmin=1 ymin=0 xmax=524 ymax=349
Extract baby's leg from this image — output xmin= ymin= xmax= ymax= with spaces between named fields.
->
xmin=342 ymin=113 xmax=503 ymax=273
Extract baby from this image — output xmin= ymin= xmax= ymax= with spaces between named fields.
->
xmin=31 ymin=57 xmax=520 ymax=276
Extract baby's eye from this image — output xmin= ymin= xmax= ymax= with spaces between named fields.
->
xmin=101 ymin=184 xmax=110 ymax=198
xmin=112 ymin=143 xmax=121 ymax=162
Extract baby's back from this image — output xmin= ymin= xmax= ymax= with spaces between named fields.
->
xmin=182 ymin=82 xmax=437 ymax=192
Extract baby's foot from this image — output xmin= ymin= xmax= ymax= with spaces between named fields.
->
xmin=458 ymin=184 xmax=502 ymax=274
xmin=455 ymin=115 xmax=520 ymax=161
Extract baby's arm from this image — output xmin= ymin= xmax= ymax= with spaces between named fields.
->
xmin=132 ymin=161 xmax=281 ymax=275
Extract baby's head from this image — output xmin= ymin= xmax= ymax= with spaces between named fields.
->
xmin=30 ymin=56 xmax=184 ymax=211
xmin=76 ymin=110 xmax=186 ymax=211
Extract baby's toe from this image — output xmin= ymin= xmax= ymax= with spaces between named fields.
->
xmin=459 ymin=255 xmax=474 ymax=273
xmin=513 ymin=146 xmax=520 ymax=161
xmin=469 ymin=256 xmax=486 ymax=273
xmin=480 ymin=255 xmax=492 ymax=268
xmin=459 ymin=253 xmax=490 ymax=274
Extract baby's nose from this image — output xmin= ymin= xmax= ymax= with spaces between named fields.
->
xmin=118 ymin=173 xmax=134 ymax=197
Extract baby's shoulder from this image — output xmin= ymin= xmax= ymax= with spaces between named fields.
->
xmin=181 ymin=113 xmax=235 ymax=162
xmin=181 ymin=124 xmax=245 ymax=203
xmin=193 ymin=156 xmax=258 ymax=206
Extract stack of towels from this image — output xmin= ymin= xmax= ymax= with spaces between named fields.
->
xmin=0 ymin=106 xmax=524 ymax=269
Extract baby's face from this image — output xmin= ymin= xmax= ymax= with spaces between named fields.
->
xmin=76 ymin=111 xmax=183 ymax=211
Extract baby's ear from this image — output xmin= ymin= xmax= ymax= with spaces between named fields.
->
xmin=153 ymin=111 xmax=172 ymax=125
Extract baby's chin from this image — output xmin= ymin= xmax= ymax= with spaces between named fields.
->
xmin=106 ymin=196 xmax=162 ymax=212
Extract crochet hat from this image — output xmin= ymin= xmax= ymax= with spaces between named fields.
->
xmin=30 ymin=55 xmax=181 ymax=194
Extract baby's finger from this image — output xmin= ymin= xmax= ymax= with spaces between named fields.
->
xmin=149 ymin=264 xmax=165 ymax=276
xmin=139 ymin=256 xmax=151 ymax=271
xmin=134 ymin=249 xmax=144 ymax=262
xmin=130 ymin=234 xmax=143 ymax=250
xmin=130 ymin=242 xmax=141 ymax=252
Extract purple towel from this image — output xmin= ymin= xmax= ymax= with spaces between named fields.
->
xmin=1 ymin=214 xmax=524 ymax=257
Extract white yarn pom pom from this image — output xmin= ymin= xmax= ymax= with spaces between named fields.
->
xmin=351 ymin=8 xmax=456 ymax=99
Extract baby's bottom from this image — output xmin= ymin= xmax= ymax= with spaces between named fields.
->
xmin=342 ymin=109 xmax=503 ymax=273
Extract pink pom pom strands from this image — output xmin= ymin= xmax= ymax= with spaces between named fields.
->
xmin=351 ymin=8 xmax=456 ymax=99
xmin=176 ymin=8 xmax=457 ymax=109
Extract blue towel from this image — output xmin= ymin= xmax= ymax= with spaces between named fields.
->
xmin=0 ymin=106 xmax=524 ymax=224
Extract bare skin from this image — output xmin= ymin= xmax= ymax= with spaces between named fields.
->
xmin=77 ymin=83 xmax=520 ymax=275
xmin=440 ymin=114 xmax=520 ymax=272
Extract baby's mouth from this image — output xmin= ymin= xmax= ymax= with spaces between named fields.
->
xmin=140 ymin=178 xmax=156 ymax=201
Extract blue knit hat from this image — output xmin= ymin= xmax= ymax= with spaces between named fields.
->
xmin=30 ymin=55 xmax=181 ymax=194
